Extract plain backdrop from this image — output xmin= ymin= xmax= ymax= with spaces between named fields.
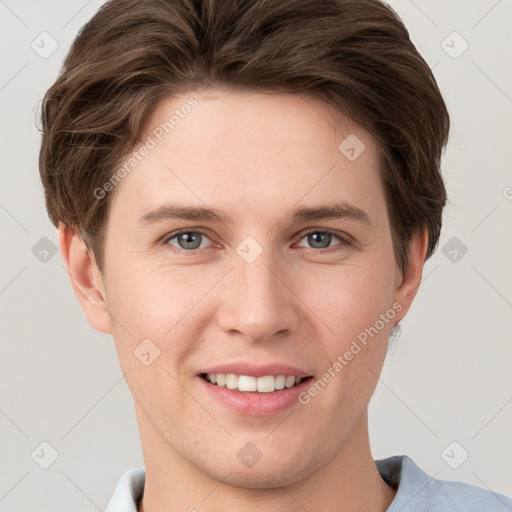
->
xmin=1 ymin=0 xmax=511 ymax=510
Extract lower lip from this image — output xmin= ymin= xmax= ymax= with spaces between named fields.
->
xmin=197 ymin=376 xmax=313 ymax=416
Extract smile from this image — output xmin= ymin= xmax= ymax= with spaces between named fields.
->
xmin=201 ymin=373 xmax=311 ymax=393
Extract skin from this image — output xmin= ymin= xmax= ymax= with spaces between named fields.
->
xmin=60 ymin=89 xmax=428 ymax=512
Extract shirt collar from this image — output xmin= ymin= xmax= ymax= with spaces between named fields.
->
xmin=104 ymin=466 xmax=145 ymax=512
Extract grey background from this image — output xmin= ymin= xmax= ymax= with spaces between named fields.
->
xmin=1 ymin=0 xmax=511 ymax=510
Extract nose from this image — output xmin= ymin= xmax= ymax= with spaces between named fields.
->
xmin=216 ymin=251 xmax=300 ymax=343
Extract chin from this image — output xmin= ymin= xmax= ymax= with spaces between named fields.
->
xmin=218 ymin=466 xmax=305 ymax=489
xmin=199 ymin=449 xmax=316 ymax=489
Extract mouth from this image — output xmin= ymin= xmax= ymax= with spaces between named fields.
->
xmin=200 ymin=372 xmax=314 ymax=393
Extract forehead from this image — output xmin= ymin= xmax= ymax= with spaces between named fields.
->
xmin=109 ymin=89 xmax=385 ymax=226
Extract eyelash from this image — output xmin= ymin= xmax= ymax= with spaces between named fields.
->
xmin=162 ymin=228 xmax=352 ymax=254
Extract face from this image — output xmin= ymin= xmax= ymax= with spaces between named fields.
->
xmin=85 ymin=89 xmax=420 ymax=487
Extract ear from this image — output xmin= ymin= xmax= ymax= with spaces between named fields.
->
xmin=59 ymin=223 xmax=112 ymax=334
xmin=392 ymin=228 xmax=429 ymax=325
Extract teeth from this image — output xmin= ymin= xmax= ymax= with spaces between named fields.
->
xmin=238 ymin=375 xmax=257 ymax=392
xmin=257 ymin=375 xmax=275 ymax=393
xmin=226 ymin=373 xmax=238 ymax=390
xmin=275 ymin=375 xmax=286 ymax=390
xmin=205 ymin=373 xmax=306 ymax=393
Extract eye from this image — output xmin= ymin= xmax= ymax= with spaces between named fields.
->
xmin=296 ymin=230 xmax=348 ymax=250
xmin=165 ymin=231 xmax=212 ymax=250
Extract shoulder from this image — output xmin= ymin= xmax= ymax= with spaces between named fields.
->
xmin=376 ymin=454 xmax=512 ymax=512
xmin=428 ymin=475 xmax=512 ymax=511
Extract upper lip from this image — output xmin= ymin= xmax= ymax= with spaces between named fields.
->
xmin=198 ymin=362 xmax=312 ymax=378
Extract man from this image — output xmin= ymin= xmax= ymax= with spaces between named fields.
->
xmin=39 ymin=0 xmax=512 ymax=510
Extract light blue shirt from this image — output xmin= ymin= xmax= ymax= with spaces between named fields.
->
xmin=104 ymin=455 xmax=512 ymax=511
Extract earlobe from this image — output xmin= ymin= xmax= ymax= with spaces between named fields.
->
xmin=59 ymin=223 xmax=112 ymax=334
xmin=392 ymin=228 xmax=429 ymax=325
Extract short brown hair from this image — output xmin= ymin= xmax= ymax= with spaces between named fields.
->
xmin=39 ymin=0 xmax=449 ymax=273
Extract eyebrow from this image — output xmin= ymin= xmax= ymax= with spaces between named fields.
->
xmin=290 ymin=202 xmax=371 ymax=225
xmin=137 ymin=203 xmax=228 ymax=225
xmin=137 ymin=201 xmax=371 ymax=227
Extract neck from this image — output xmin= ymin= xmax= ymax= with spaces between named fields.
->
xmin=137 ymin=407 xmax=396 ymax=512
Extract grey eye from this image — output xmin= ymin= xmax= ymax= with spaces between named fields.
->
xmin=170 ymin=232 xmax=205 ymax=250
xmin=307 ymin=232 xmax=333 ymax=249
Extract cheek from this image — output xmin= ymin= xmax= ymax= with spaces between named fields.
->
xmin=104 ymin=264 xmax=210 ymax=424
xmin=105 ymin=262 xmax=221 ymax=361
xmin=300 ymin=264 xmax=396 ymax=410
xmin=306 ymin=265 xmax=395 ymax=341
xmin=303 ymin=272 xmax=395 ymax=418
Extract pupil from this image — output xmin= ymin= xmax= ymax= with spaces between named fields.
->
xmin=309 ymin=232 xmax=331 ymax=248
xmin=179 ymin=232 xmax=201 ymax=249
